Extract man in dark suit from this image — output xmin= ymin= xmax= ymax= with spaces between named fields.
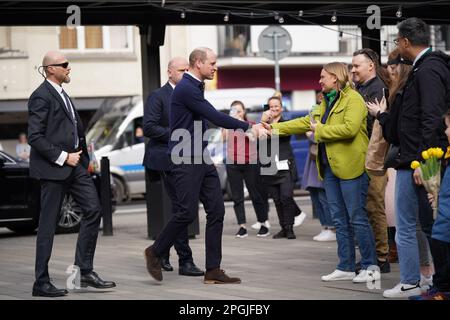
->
xmin=143 ymin=57 xmax=203 ymax=276
xmin=144 ymin=48 xmax=260 ymax=284
xmin=28 ymin=51 xmax=115 ymax=297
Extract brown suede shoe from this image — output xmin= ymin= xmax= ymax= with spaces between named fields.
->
xmin=204 ymin=268 xmax=241 ymax=284
xmin=144 ymin=245 xmax=162 ymax=281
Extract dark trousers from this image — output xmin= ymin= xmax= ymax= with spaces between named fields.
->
xmin=160 ymin=170 xmax=193 ymax=265
xmin=226 ymin=164 xmax=268 ymax=225
xmin=430 ymin=238 xmax=450 ymax=292
xmin=35 ymin=165 xmax=101 ymax=284
xmin=153 ymin=163 xmax=224 ymax=270
xmin=267 ymin=178 xmax=296 ymax=228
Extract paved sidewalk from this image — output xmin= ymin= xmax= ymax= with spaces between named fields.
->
xmin=0 ymin=197 xmax=400 ymax=300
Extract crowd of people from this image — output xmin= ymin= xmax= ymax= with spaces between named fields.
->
xmin=252 ymin=17 xmax=450 ymax=300
xmin=25 ymin=16 xmax=449 ymax=300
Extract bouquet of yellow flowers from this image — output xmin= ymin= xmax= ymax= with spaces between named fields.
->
xmin=411 ymin=147 xmax=444 ymax=219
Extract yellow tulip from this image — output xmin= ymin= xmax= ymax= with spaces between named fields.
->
xmin=436 ymin=148 xmax=444 ymax=159
xmin=422 ymin=150 xmax=430 ymax=160
xmin=411 ymin=161 xmax=421 ymax=169
xmin=430 ymin=148 xmax=436 ymax=157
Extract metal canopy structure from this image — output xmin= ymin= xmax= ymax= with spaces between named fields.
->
xmin=1 ymin=0 xmax=450 ymax=26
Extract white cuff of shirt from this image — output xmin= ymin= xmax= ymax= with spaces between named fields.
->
xmin=55 ymin=151 xmax=68 ymax=166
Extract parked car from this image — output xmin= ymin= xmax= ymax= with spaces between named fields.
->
xmin=0 ymin=150 xmax=115 ymax=234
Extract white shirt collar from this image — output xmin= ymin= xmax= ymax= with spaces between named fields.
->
xmin=46 ymin=79 xmax=64 ymax=94
xmin=186 ymin=71 xmax=202 ymax=83
xmin=168 ymin=81 xmax=175 ymax=89
xmin=413 ymin=48 xmax=430 ymax=66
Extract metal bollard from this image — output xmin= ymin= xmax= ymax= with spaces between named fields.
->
xmin=101 ymin=156 xmax=113 ymax=236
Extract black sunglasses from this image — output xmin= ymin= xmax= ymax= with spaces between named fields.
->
xmin=44 ymin=61 xmax=69 ymax=69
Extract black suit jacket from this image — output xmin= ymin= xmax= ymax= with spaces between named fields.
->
xmin=28 ymin=81 xmax=89 ymax=180
xmin=142 ymin=82 xmax=173 ymax=171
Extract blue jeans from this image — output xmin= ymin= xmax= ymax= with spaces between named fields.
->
xmin=395 ymin=169 xmax=421 ymax=284
xmin=323 ymin=166 xmax=376 ymax=271
xmin=309 ymin=187 xmax=334 ymax=228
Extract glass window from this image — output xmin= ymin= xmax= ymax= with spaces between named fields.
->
xmin=109 ymin=26 xmax=129 ymax=50
xmin=59 ymin=26 xmax=133 ymax=52
xmin=85 ymin=26 xmax=103 ymax=49
xmin=59 ymin=27 xmax=78 ymax=49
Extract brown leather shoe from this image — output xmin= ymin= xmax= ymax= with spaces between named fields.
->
xmin=204 ymin=268 xmax=241 ymax=284
xmin=144 ymin=245 xmax=162 ymax=281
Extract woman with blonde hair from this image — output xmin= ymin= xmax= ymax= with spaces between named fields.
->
xmin=261 ymin=62 xmax=378 ymax=282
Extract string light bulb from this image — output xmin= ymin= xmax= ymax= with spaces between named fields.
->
xmin=224 ymin=12 xmax=229 ymax=22
xmin=274 ymin=12 xmax=280 ymax=20
xmin=396 ymin=6 xmax=402 ymax=18
xmin=279 ymin=16 xmax=284 ymax=24
xmin=180 ymin=10 xmax=186 ymax=19
xmin=298 ymin=10 xmax=304 ymax=17
xmin=331 ymin=11 xmax=337 ymax=23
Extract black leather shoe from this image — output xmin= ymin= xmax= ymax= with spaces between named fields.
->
xmin=161 ymin=257 xmax=174 ymax=272
xmin=32 ymin=282 xmax=68 ymax=297
xmin=80 ymin=271 xmax=116 ymax=289
xmin=179 ymin=262 xmax=204 ymax=276
xmin=285 ymin=226 xmax=296 ymax=239
xmin=272 ymin=229 xmax=287 ymax=239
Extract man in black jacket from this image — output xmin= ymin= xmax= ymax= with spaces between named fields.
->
xmin=374 ymin=18 xmax=450 ymax=299
xmin=28 ymin=51 xmax=115 ymax=297
xmin=143 ymin=57 xmax=203 ymax=277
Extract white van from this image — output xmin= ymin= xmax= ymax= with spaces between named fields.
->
xmin=86 ymin=88 xmax=276 ymax=203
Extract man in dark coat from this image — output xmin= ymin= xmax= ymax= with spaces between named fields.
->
xmin=28 ymin=51 xmax=115 ymax=297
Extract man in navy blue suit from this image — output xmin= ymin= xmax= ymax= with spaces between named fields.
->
xmin=143 ymin=57 xmax=203 ymax=277
xmin=144 ymin=47 xmax=259 ymax=284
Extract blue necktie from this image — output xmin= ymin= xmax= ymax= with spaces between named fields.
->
xmin=61 ymin=89 xmax=79 ymax=149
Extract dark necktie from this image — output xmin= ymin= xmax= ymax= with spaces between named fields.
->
xmin=199 ymin=82 xmax=205 ymax=92
xmin=61 ymin=89 xmax=79 ymax=149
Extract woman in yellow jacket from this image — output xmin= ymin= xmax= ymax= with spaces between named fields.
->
xmin=263 ymin=62 xmax=378 ymax=283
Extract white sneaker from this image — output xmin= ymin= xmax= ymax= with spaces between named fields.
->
xmin=352 ymin=270 xmax=381 ymax=283
xmin=251 ymin=222 xmax=261 ymax=230
xmin=420 ymin=274 xmax=433 ymax=292
xmin=294 ymin=212 xmax=306 ymax=227
xmin=252 ymin=220 xmax=271 ymax=230
xmin=321 ymin=269 xmax=356 ymax=282
xmin=383 ymin=282 xmax=421 ymax=298
xmin=315 ymin=229 xmax=336 ymax=242
xmin=313 ymin=229 xmax=327 ymax=241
